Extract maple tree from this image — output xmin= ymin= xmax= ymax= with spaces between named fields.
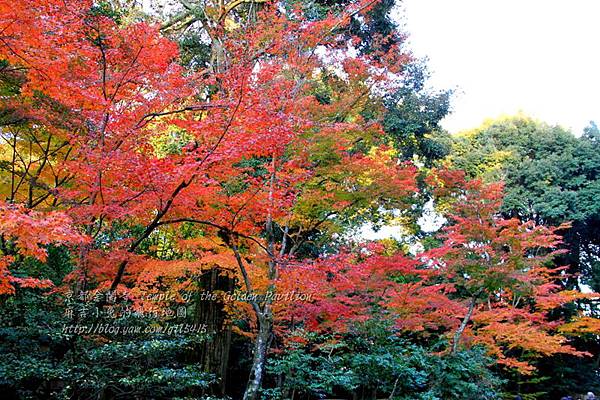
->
xmin=421 ymin=179 xmax=591 ymax=372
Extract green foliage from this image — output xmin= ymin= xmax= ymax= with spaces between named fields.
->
xmin=348 ymin=0 xmax=398 ymax=54
xmin=179 ymin=31 xmax=212 ymax=70
xmin=0 ymin=248 xmax=215 ymax=399
xmin=424 ymin=348 xmax=502 ymax=400
xmin=264 ymin=322 xmax=502 ymax=399
xmin=383 ymin=62 xmax=452 ymax=164
xmin=290 ymin=0 xmax=400 ymax=56
xmin=88 ymin=1 xmax=124 ymax=24
xmin=448 ymin=115 xmax=600 ymax=222
xmin=263 ymin=340 xmax=354 ymax=399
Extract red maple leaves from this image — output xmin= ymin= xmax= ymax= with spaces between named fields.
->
xmin=0 ymin=202 xmax=86 ymax=294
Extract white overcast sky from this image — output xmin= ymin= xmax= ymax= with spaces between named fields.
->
xmin=399 ymin=0 xmax=600 ymax=134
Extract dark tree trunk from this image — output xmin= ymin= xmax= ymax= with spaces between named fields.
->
xmin=194 ymin=267 xmax=235 ymax=395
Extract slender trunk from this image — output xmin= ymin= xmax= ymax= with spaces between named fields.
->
xmin=9 ymin=135 xmax=16 ymax=203
xmin=243 ymin=155 xmax=277 ymax=400
xmin=388 ymin=377 xmax=400 ymax=399
xmin=452 ymin=296 xmax=477 ymax=353
xmin=243 ymin=312 xmax=271 ymax=400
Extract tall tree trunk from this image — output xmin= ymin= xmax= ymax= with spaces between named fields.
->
xmin=195 ymin=268 xmax=234 ymax=395
xmin=243 ymin=311 xmax=272 ymax=400
xmin=243 ymin=155 xmax=277 ymax=400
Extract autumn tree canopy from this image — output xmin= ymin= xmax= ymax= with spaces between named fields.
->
xmin=0 ymin=1 xmax=598 ymax=400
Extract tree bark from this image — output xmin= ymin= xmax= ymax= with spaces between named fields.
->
xmin=243 ymin=311 xmax=271 ymax=400
xmin=194 ymin=268 xmax=234 ymax=395
xmin=241 ymin=156 xmax=278 ymax=400
xmin=452 ymin=296 xmax=477 ymax=353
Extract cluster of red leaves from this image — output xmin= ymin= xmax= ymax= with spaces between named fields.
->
xmin=0 ymin=202 xmax=87 ymax=294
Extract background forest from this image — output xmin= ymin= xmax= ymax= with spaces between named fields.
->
xmin=0 ymin=0 xmax=598 ymax=399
